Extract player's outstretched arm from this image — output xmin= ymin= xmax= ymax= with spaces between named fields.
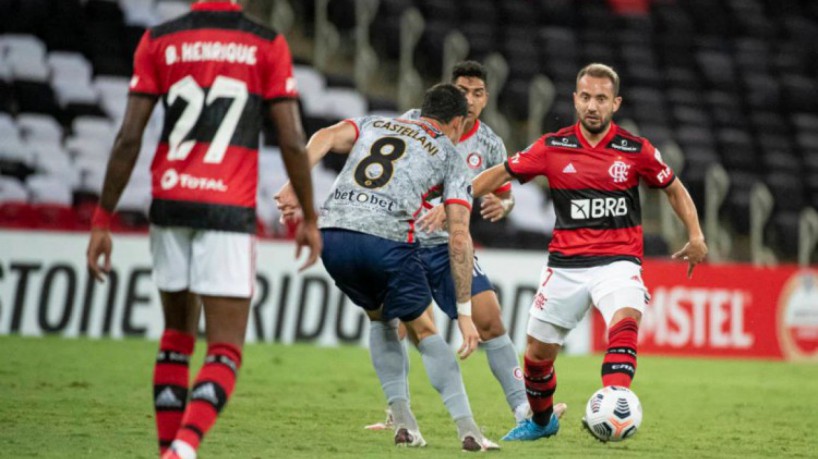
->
xmin=269 ymin=100 xmax=322 ymax=270
xmin=274 ymin=120 xmax=357 ymax=215
xmin=87 ymin=95 xmax=156 ymax=282
xmin=663 ymin=178 xmax=708 ymax=278
xmin=445 ymin=202 xmax=479 ymax=359
xmin=472 ymin=163 xmax=513 ymax=199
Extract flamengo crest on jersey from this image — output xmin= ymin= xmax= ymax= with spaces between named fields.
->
xmin=318 ymin=116 xmax=472 ymax=243
xmin=506 ymin=122 xmax=675 ymax=268
xmin=401 ymin=109 xmax=509 ymax=246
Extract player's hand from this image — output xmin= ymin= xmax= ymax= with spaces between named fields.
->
xmin=86 ymin=229 xmax=112 ymax=282
xmin=672 ymin=236 xmax=708 ymax=279
xmin=294 ymin=219 xmax=322 ymax=272
xmin=274 ymin=182 xmax=301 ymax=223
xmin=480 ymin=194 xmax=509 ymax=222
xmin=417 ymin=204 xmax=446 ymax=233
xmin=456 ymin=314 xmax=480 ymax=360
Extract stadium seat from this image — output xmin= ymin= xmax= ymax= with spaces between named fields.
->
xmin=154 ymin=1 xmax=189 ymax=22
xmin=322 ymin=88 xmax=368 ymax=120
xmin=119 ymin=0 xmax=158 ymax=27
xmin=0 ymin=176 xmax=29 ymax=203
xmin=293 ymin=66 xmax=328 ymax=117
xmin=16 ymin=114 xmax=64 ymax=143
xmin=26 ymin=174 xmax=73 ymax=206
xmin=48 ymin=52 xmax=94 ymax=85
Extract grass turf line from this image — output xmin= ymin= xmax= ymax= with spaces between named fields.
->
xmin=1 ymin=336 xmax=817 ymax=458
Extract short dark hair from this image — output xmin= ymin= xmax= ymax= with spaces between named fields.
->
xmin=451 ymin=60 xmax=487 ymax=84
xmin=420 ymin=83 xmax=468 ymax=123
xmin=576 ymin=63 xmax=621 ymax=96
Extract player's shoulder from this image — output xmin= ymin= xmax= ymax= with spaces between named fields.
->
xmin=399 ymin=108 xmax=421 ymax=120
xmin=541 ymin=125 xmax=581 ymax=149
xmin=604 ymin=124 xmax=655 ymax=155
xmin=150 ymin=11 xmax=279 ymax=42
xmin=476 ymin=120 xmax=504 ymax=147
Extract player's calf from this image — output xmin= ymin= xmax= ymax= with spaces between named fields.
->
xmin=154 ymin=329 xmax=195 ymax=455
xmin=601 ymin=317 xmax=639 ymax=387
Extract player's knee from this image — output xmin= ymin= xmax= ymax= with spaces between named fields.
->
xmin=475 ymin=316 xmax=506 ymax=341
xmin=610 ymin=307 xmax=642 ymax=326
xmin=526 ymin=336 xmax=560 ymax=361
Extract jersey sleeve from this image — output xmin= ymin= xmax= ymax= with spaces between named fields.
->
xmin=342 ymin=116 xmax=377 ymax=142
xmin=262 ymin=35 xmax=298 ymax=101
xmin=504 ymin=136 xmax=549 ymax=184
xmin=638 ymin=142 xmax=676 ymax=188
xmin=489 ymin=138 xmax=512 ymax=194
xmin=442 ymin=144 xmax=473 ymax=210
xmin=129 ymin=31 xmax=161 ymax=96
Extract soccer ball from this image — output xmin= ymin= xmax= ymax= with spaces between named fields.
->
xmin=582 ymin=386 xmax=642 ymax=442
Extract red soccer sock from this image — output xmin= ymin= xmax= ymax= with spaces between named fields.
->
xmin=154 ymin=330 xmax=196 ymax=454
xmin=523 ymin=356 xmax=557 ymax=426
xmin=174 ymin=343 xmax=242 ymax=452
xmin=601 ymin=318 xmax=639 ymax=388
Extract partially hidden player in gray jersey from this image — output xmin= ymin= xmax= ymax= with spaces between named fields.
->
xmin=275 ymin=84 xmax=499 ymax=452
xmin=367 ymin=62 xmax=567 ymax=434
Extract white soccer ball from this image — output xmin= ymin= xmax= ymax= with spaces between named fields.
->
xmin=583 ymin=386 xmax=642 ymax=442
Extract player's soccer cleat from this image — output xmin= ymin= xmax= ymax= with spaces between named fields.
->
xmin=394 ymin=427 xmax=427 ymax=447
xmin=501 ymin=414 xmax=560 ymax=441
xmin=161 ymin=440 xmax=196 ymax=459
xmin=461 ymin=434 xmax=500 ymax=452
xmin=364 ymin=408 xmax=394 ymax=431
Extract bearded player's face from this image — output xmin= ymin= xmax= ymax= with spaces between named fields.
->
xmin=574 ymin=75 xmax=622 ymax=135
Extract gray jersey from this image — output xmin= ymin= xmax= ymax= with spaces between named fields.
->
xmin=319 ymin=115 xmax=472 ymax=243
xmin=402 ymin=109 xmax=510 ymax=246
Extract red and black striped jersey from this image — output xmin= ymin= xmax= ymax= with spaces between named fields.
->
xmin=130 ymin=1 xmax=298 ymax=233
xmin=505 ymin=122 xmax=675 ymax=268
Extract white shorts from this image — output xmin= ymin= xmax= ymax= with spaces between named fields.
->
xmin=529 ymin=261 xmax=649 ymax=332
xmin=149 ymin=225 xmax=257 ymax=298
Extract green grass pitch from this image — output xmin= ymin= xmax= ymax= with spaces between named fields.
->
xmin=1 ymin=336 xmax=817 ymax=458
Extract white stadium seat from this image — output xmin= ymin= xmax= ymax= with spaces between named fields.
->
xmin=16 ymin=113 xmax=64 ymax=142
xmin=10 ymin=54 xmax=49 ymax=82
xmin=293 ymin=65 xmax=328 ymax=116
xmin=47 ymin=52 xmax=94 ymax=85
xmin=26 ymin=174 xmax=73 ymax=206
xmin=0 ymin=113 xmax=17 ymax=138
xmin=0 ymin=176 xmax=29 ymax=203
xmin=53 ymin=82 xmax=100 ymax=107
xmin=65 ymin=136 xmax=112 ymax=162
xmin=71 ymin=116 xmax=116 ymax=143
xmin=119 ymin=0 xmax=159 ymax=27
xmin=322 ymin=88 xmax=368 ymax=120
xmin=155 ymin=1 xmax=190 ymax=22
xmin=0 ymin=34 xmax=47 ymax=62
xmin=0 ymin=134 xmax=34 ymax=166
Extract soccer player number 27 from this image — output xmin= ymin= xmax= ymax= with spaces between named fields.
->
xmin=166 ymin=75 xmax=249 ymax=164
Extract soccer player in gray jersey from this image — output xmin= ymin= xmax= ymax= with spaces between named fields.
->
xmin=276 ymin=84 xmax=499 ymax=452
xmin=368 ymin=62 xmax=565 ymax=432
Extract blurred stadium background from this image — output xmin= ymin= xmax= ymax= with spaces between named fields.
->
xmin=0 ymin=0 xmax=816 ymax=264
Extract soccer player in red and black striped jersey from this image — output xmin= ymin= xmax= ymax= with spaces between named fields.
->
xmin=85 ymin=2 xmax=321 ymax=458
xmin=473 ymin=63 xmax=708 ymax=441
